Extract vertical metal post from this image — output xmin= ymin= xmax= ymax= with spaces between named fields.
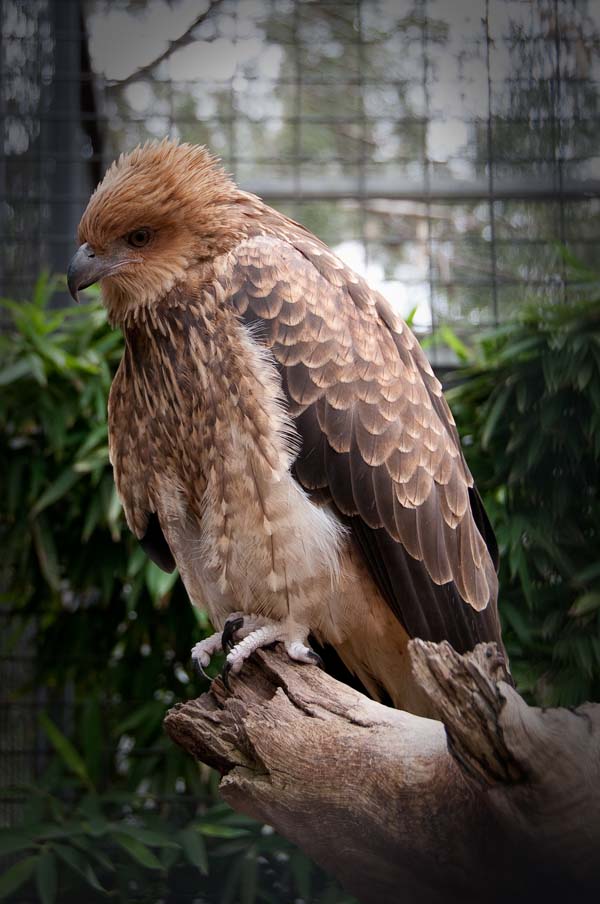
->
xmin=552 ymin=0 xmax=567 ymax=301
xmin=42 ymin=0 xmax=91 ymax=295
xmin=421 ymin=0 xmax=436 ymax=351
xmin=484 ymin=0 xmax=499 ymax=325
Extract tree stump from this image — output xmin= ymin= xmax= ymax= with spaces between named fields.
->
xmin=164 ymin=641 xmax=600 ymax=903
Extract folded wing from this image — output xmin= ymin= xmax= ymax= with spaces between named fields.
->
xmin=226 ymin=232 xmax=503 ymax=653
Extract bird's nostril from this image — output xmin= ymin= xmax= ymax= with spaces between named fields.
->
xmin=85 ymin=243 xmax=96 ymax=259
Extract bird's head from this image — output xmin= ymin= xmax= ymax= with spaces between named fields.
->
xmin=67 ymin=139 xmax=244 ymax=322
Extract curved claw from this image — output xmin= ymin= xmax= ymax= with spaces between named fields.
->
xmin=192 ymin=658 xmax=210 ymax=681
xmin=222 ymin=615 xmax=244 ymax=652
xmin=307 ymin=650 xmax=324 ymax=669
xmin=221 ymin=661 xmax=233 ymax=690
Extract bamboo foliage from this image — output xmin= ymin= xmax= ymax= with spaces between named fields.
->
xmin=445 ymin=268 xmax=600 ymax=704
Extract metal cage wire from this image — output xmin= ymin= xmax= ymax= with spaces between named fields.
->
xmin=2 ymin=0 xmax=600 ymax=337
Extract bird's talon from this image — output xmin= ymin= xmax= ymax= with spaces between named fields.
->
xmin=222 ymin=615 xmax=244 ymax=652
xmin=307 ymin=650 xmax=324 ymax=669
xmin=221 ymin=661 xmax=232 ymax=690
xmin=192 ymin=658 xmax=210 ymax=680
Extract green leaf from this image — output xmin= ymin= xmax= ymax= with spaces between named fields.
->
xmin=481 ymin=385 xmax=512 ymax=449
xmin=0 ymin=357 xmax=35 ymax=386
xmin=78 ymin=794 xmax=108 ymax=838
xmin=80 ymin=698 xmax=103 ymax=788
xmin=114 ymin=700 xmax=165 ymax=736
xmin=106 ymin=484 xmax=123 ymax=537
xmin=6 ymin=456 xmax=26 ymax=516
xmin=502 ymin=602 xmax=533 ymax=645
xmin=198 ymin=824 xmax=251 ymax=839
xmin=0 ymin=829 xmax=36 ymax=857
xmin=39 ymin=712 xmax=92 ymax=788
xmin=36 ymin=851 xmax=58 ymax=904
xmin=573 ymin=562 xmax=600 ymax=584
xmin=31 ymin=515 xmax=61 ymax=591
xmin=569 ymin=593 xmax=600 ymax=617
xmin=436 ymin=325 xmax=472 ymax=363
xmin=219 ymin=857 xmax=244 ymax=904
xmin=404 ymin=304 xmax=418 ymax=327
xmin=178 ymin=827 xmax=209 ymax=875
xmin=54 ymin=843 xmax=107 ymax=893
xmin=212 ymin=839 xmax=252 ymax=857
xmin=0 ymin=856 xmax=37 ymax=900
xmin=112 ymin=832 xmax=164 ymax=870
xmin=81 ymin=495 xmax=102 ymax=543
xmin=291 ymin=850 xmax=312 ymax=900
xmin=496 ymin=335 xmax=541 ymax=364
xmin=145 ymin=561 xmax=179 ymax=604
xmin=112 ymin=823 xmax=179 ymax=849
xmin=24 ymin=821 xmax=71 ymax=841
xmin=240 ymin=848 xmax=258 ymax=904
xmin=554 ymin=243 xmax=599 ymax=282
xmin=28 ymin=352 xmax=49 ymax=385
xmin=73 ymin=447 xmax=110 ymax=473
xmin=160 ymin=845 xmax=181 ymax=871
xmin=75 ymin=423 xmax=108 ymax=459
xmin=31 ymin=271 xmax=55 ymax=307
xmin=126 ymin=544 xmax=148 ymax=578
xmin=30 ymin=331 xmax=68 ymax=370
xmin=31 ymin=468 xmax=82 ymax=516
xmin=71 ymin=836 xmax=115 ymax=873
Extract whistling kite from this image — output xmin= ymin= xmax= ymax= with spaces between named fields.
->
xmin=68 ymin=140 xmax=504 ymax=714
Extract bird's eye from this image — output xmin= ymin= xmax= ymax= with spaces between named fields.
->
xmin=126 ymin=227 xmax=152 ymax=248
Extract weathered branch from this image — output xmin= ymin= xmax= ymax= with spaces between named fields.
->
xmin=164 ymin=642 xmax=600 ymax=903
xmin=113 ymin=0 xmax=224 ymax=88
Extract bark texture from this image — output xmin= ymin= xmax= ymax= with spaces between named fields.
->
xmin=164 ymin=641 xmax=600 ymax=904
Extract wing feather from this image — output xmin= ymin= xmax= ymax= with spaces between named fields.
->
xmin=140 ymin=512 xmax=176 ymax=573
xmin=227 ymin=233 xmax=503 ymax=653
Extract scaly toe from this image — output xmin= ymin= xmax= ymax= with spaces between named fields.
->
xmin=223 ymin=624 xmax=285 ymax=679
xmin=215 ymin=621 xmax=319 ymax=685
xmin=285 ymin=640 xmax=323 ymax=666
xmin=190 ymin=644 xmax=210 ymax=667
xmin=190 ymin=630 xmax=225 ymax=677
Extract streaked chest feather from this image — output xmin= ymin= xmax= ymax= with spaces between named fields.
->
xmin=109 ymin=289 xmax=346 ymax=627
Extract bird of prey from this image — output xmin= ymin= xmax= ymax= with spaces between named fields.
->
xmin=67 ymin=139 xmax=505 ymax=714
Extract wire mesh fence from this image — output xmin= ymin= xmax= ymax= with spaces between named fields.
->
xmin=3 ymin=0 xmax=600 ymax=338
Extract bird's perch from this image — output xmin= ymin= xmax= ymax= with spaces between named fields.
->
xmin=164 ymin=642 xmax=600 ymax=903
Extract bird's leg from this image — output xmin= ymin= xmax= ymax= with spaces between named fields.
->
xmin=221 ymin=619 xmax=323 ymax=689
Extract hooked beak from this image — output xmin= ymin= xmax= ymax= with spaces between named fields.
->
xmin=67 ymin=243 xmax=120 ymax=303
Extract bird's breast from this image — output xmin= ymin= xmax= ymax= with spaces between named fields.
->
xmin=114 ymin=300 xmax=346 ymax=627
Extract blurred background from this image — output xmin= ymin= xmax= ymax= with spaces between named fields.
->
xmin=1 ymin=1 xmax=600 ymax=902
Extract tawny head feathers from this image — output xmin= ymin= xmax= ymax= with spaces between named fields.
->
xmin=74 ymin=139 xmax=252 ymax=321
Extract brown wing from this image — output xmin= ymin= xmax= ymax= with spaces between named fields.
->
xmin=225 ymin=232 xmax=503 ymax=654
